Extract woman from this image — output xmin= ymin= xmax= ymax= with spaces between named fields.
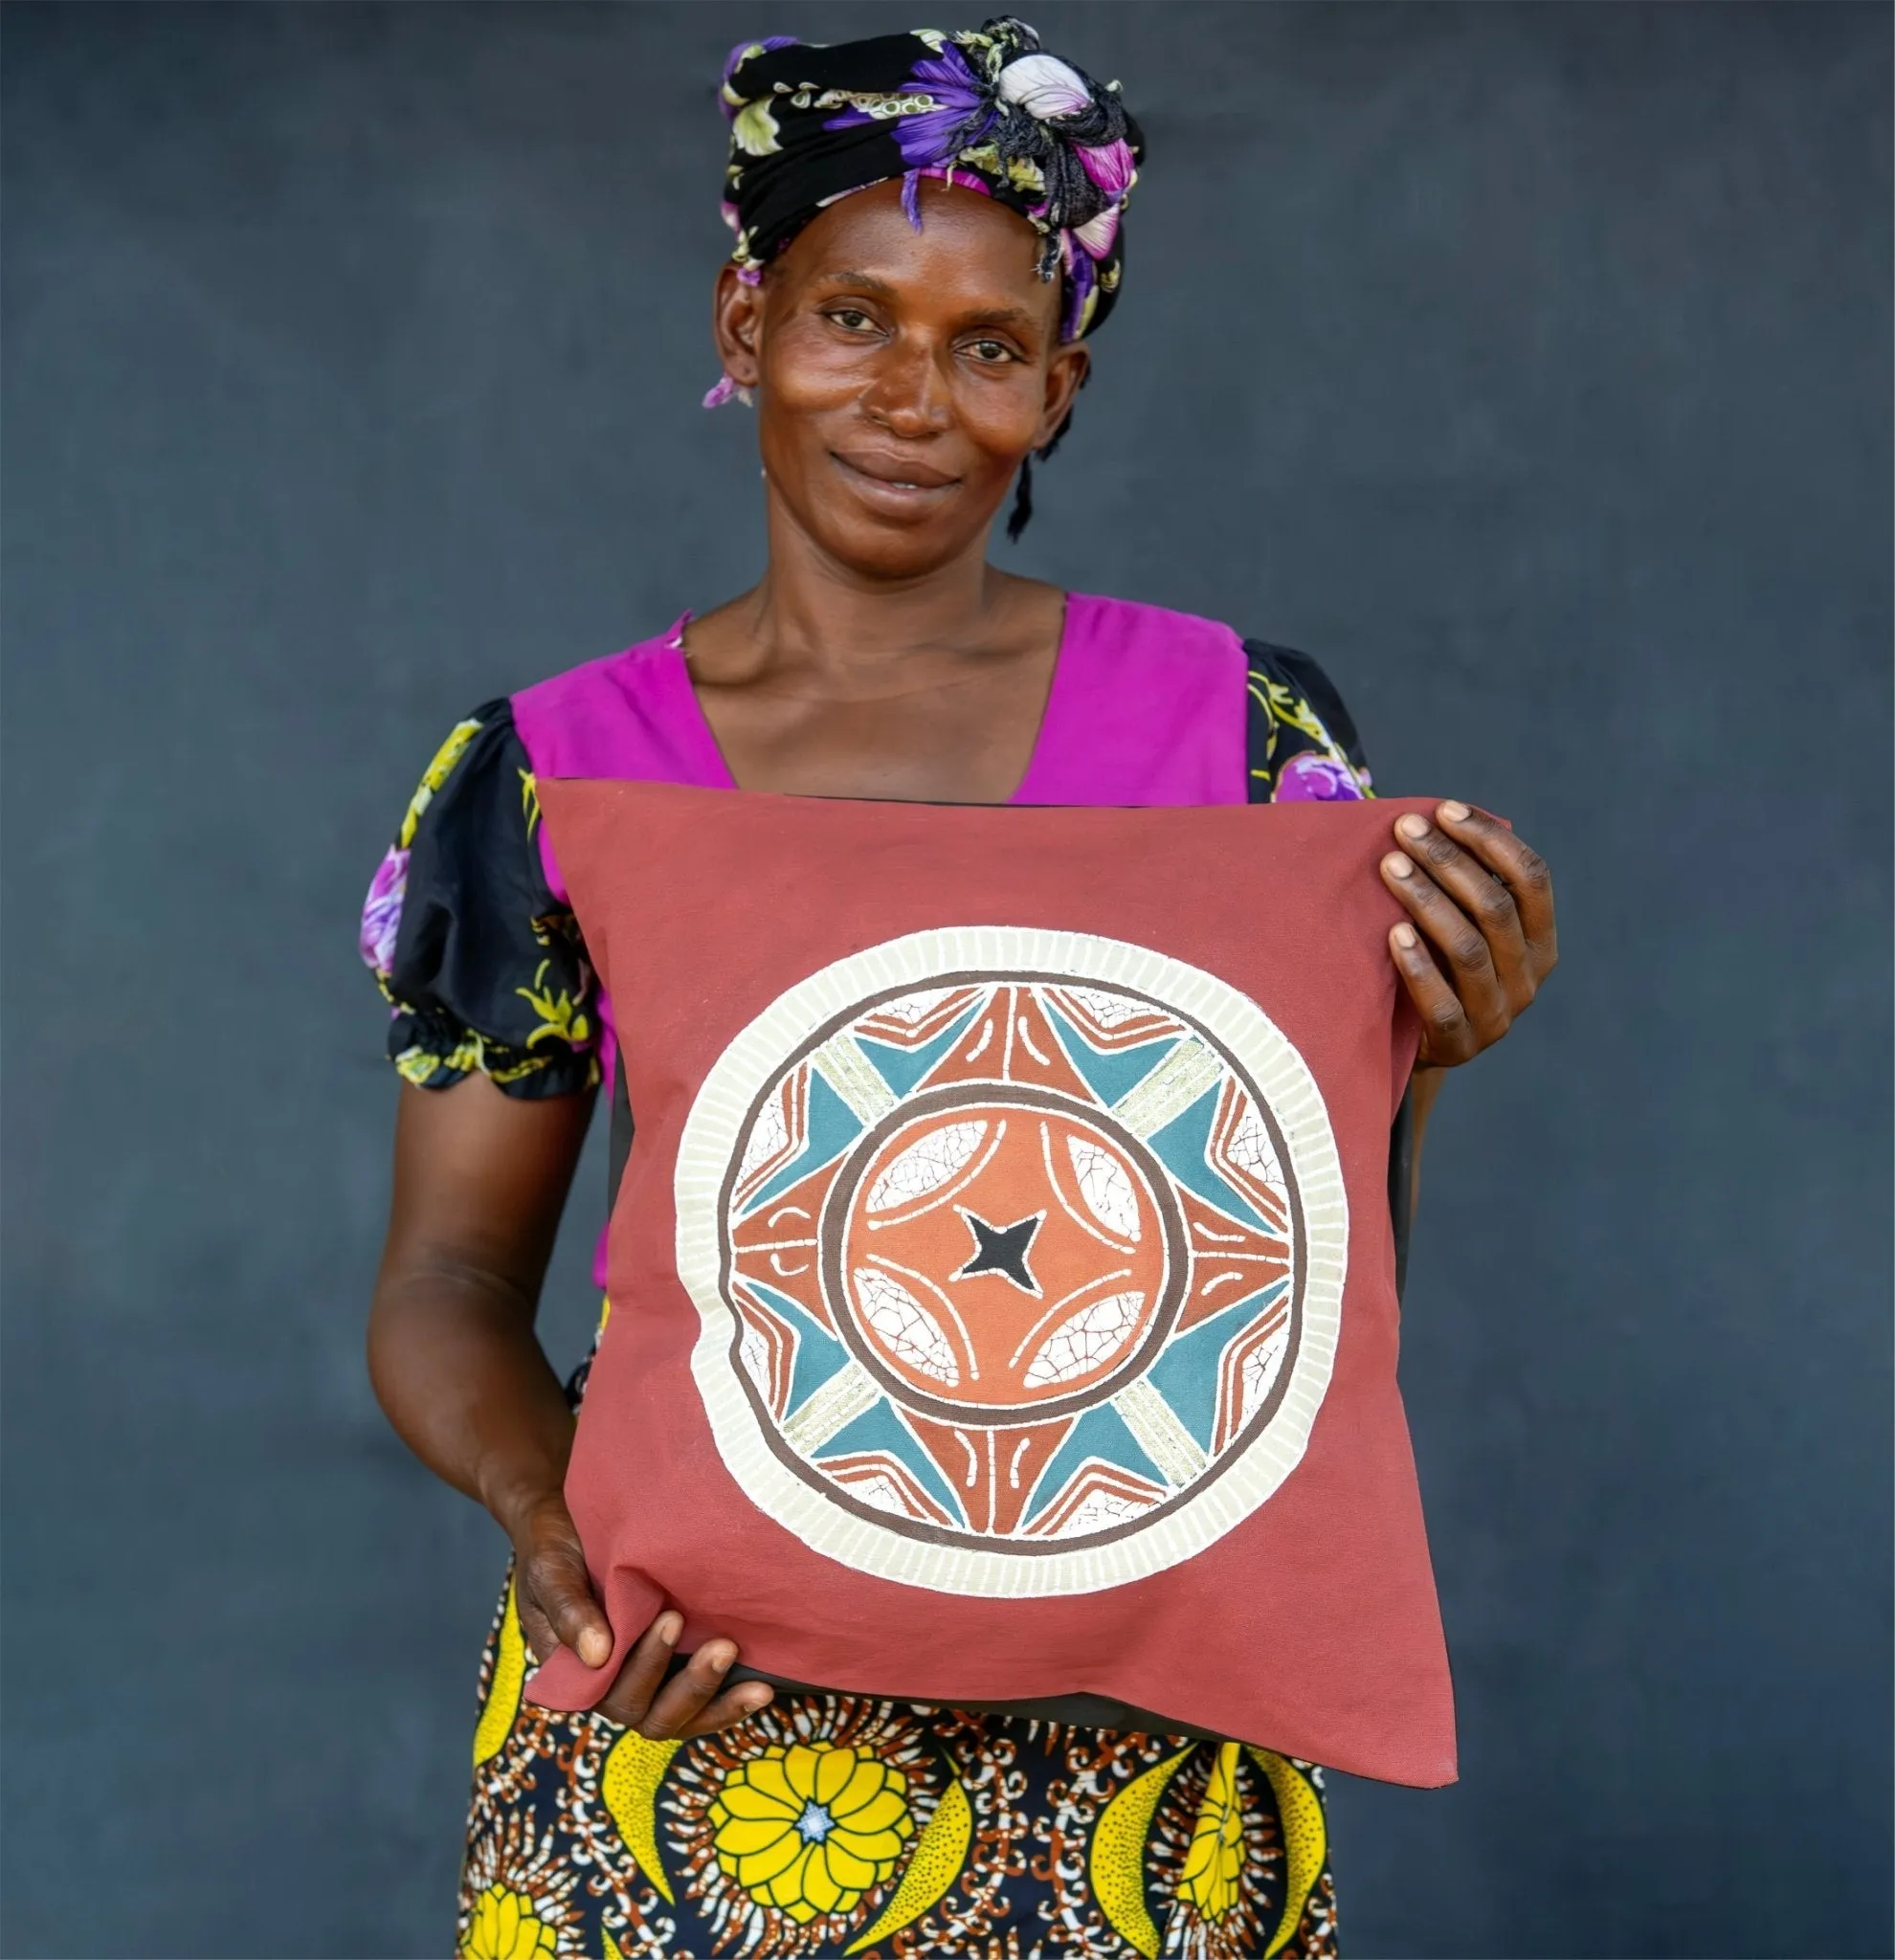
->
xmin=363 ymin=21 xmax=1556 ymax=1958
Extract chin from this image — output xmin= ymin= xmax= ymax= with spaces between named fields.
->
xmin=815 ymin=511 xmax=996 ymax=581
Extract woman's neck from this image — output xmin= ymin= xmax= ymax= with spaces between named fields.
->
xmin=687 ymin=498 xmax=1051 ymax=696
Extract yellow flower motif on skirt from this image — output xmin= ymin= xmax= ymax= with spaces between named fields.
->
xmin=460 ymin=1882 xmax=556 ymax=1960
xmin=1178 ymin=1742 xmax=1247 ymax=1921
xmin=708 ymin=1742 xmax=914 ymax=1924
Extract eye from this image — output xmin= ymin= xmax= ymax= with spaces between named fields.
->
xmin=964 ymin=338 xmax=1017 ymax=365
xmin=826 ymin=307 xmax=879 ymax=334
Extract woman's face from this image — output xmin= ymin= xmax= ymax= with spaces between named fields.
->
xmin=712 ymin=178 xmax=1090 ymax=580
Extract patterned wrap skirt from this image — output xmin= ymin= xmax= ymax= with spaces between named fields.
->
xmin=458 ymin=1574 xmax=1340 ymax=1959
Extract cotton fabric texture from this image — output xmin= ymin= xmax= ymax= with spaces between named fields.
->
xmin=715 ymin=17 xmax=1141 ymax=344
xmin=363 ymin=593 xmax=1378 ymax=1956
xmin=526 ymin=780 xmax=1452 ymax=1790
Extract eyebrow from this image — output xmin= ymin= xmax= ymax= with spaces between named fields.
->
xmin=814 ymin=269 xmax=899 ymax=298
xmin=812 ymin=270 xmax=1040 ymax=328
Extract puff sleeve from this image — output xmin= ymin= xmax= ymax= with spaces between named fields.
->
xmin=359 ymin=702 xmax=600 ymax=1098
xmin=1242 ymin=638 xmax=1375 ymax=804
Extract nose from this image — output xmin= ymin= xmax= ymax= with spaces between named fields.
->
xmin=859 ymin=332 xmax=954 ymax=438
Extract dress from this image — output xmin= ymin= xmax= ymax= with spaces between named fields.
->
xmin=361 ymin=595 xmax=1375 ymax=1960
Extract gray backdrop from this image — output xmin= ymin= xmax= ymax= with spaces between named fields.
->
xmin=3 ymin=5 xmax=1887 ymax=1955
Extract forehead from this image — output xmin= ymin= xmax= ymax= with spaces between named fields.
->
xmin=773 ymin=179 xmax=1059 ymax=322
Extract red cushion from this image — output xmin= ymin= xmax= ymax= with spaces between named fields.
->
xmin=527 ymin=780 xmax=1454 ymax=1787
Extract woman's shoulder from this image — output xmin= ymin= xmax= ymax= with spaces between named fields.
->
xmin=1068 ymin=591 xmax=1371 ymax=797
xmin=1067 ymin=590 xmax=1246 ymax=664
xmin=362 ymin=691 xmax=597 ymax=1097
xmin=1069 ymin=590 xmax=1356 ymax=704
xmin=508 ymin=614 xmax=728 ymax=785
xmin=1239 ymin=635 xmax=1373 ymax=802
xmin=374 ymin=696 xmax=525 ymax=870
xmin=510 ymin=617 xmax=689 ymax=719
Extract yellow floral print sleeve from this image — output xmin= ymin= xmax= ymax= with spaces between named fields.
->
xmin=1243 ymin=639 xmax=1376 ymax=805
xmin=359 ymin=702 xmax=599 ymax=1099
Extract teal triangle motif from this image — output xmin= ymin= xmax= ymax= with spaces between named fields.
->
xmin=1146 ymin=1087 xmax=1273 ymax=1232
xmin=1044 ymin=1003 xmax=1176 ymax=1107
xmin=1144 ymin=1279 xmax=1291 ymax=1449
xmin=857 ymin=1003 xmax=982 ymax=1099
xmin=819 ymin=1398 xmax=969 ymax=1528
xmin=743 ymin=1071 xmax=864 ymax=1214
xmin=1022 ymin=1402 xmax=1168 ymax=1526
xmin=747 ymin=1280 xmax=850 ymax=1414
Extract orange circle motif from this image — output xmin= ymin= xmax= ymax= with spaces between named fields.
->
xmin=829 ymin=1091 xmax=1181 ymax=1419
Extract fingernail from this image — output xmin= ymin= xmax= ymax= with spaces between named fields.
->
xmin=707 ymin=1643 xmax=735 ymax=1674
xmin=578 ymin=1628 xmax=611 ymax=1668
xmin=742 ymin=1686 xmax=772 ymax=1709
xmin=656 ymin=1613 xmax=682 ymax=1648
xmin=1393 ymin=924 xmax=1417 ymax=949
xmin=1385 ymin=853 xmax=1415 ymax=878
xmin=1397 ymin=814 xmax=1429 ymax=841
xmin=1439 ymin=799 xmax=1470 ymax=822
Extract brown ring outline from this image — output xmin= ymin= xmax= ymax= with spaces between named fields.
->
xmin=818 ymin=1081 xmax=1188 ymax=1425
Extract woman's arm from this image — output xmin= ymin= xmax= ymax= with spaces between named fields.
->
xmin=368 ymin=1073 xmax=771 ymax=1738
xmin=1404 ymin=1065 xmax=1447 ymax=1219
xmin=1384 ymin=799 xmax=1559 ymax=1221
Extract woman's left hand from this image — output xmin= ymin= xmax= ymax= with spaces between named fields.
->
xmin=1382 ymin=800 xmax=1558 ymax=1068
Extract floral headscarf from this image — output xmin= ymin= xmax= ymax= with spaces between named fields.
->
xmin=714 ymin=18 xmax=1144 ymax=346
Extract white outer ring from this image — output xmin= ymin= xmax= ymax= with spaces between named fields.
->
xmin=675 ymin=926 xmax=1348 ymax=1597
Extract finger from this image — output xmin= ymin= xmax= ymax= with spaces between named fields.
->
xmin=631 ymin=1639 xmax=759 ymax=1741
xmin=1382 ymin=848 xmax=1507 ymax=1036
xmin=1435 ymin=801 xmax=1558 ymax=974
xmin=515 ymin=1587 xmax=562 ymax=1666
xmin=595 ymin=1612 xmax=684 ymax=1727
xmin=520 ymin=1533 xmax=613 ymax=1670
xmin=674 ymin=1681 xmax=775 ymax=1741
xmin=1392 ymin=810 xmax=1530 ymax=1009
xmin=1390 ymin=922 xmax=1478 ymax=1066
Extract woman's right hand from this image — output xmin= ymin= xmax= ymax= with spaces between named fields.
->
xmin=510 ymin=1491 xmax=774 ymax=1739
xmin=369 ymin=1078 xmax=773 ymax=1744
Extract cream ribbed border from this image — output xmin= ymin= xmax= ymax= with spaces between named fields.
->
xmin=675 ymin=927 xmax=1347 ymax=1597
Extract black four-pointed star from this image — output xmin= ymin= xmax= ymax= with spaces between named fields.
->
xmin=954 ymin=1209 xmax=1043 ymax=1296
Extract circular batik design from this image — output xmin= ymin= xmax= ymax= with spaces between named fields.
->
xmin=675 ymin=928 xmax=1347 ymax=1596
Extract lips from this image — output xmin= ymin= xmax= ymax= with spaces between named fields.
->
xmin=832 ymin=449 xmax=961 ymax=495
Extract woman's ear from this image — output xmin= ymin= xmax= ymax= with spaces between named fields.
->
xmin=711 ymin=264 xmax=766 ymax=390
xmin=1037 ymin=342 xmax=1090 ymax=452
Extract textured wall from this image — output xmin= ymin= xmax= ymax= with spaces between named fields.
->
xmin=3 ymin=5 xmax=1887 ymax=1954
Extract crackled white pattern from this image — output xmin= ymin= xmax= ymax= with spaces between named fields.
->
xmin=1067 ymin=1137 xmax=1141 ymax=1241
xmin=739 ymin=1323 xmax=772 ymax=1395
xmin=1051 ymin=1489 xmax=1152 ymax=1537
xmin=735 ymin=1093 xmax=790 ymax=1187
xmin=851 ymin=1472 xmax=914 ymax=1517
xmin=1022 ymin=1291 xmax=1146 ymax=1388
xmin=873 ymin=987 xmax=955 ymax=1025
xmin=852 ymin=1268 xmax=960 ymax=1386
xmin=1240 ymin=1325 xmax=1291 ymax=1425
xmin=1061 ymin=986 xmax=1150 ymax=1029
xmin=866 ymin=1122 xmax=988 ymax=1213
xmin=1224 ymin=1102 xmax=1287 ymax=1195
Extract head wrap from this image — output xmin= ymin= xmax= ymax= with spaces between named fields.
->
xmin=715 ymin=18 xmax=1143 ymax=345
